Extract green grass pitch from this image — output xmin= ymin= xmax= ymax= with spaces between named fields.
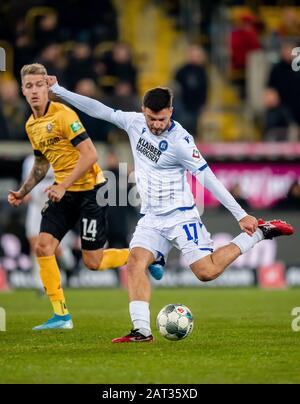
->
xmin=0 ymin=288 xmax=299 ymax=384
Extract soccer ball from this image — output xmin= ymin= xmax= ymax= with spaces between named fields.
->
xmin=156 ymin=304 xmax=194 ymax=341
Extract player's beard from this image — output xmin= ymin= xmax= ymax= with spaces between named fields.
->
xmin=150 ymin=123 xmax=169 ymax=136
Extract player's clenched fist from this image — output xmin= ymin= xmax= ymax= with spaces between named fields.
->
xmin=46 ymin=75 xmax=58 ymax=88
xmin=8 ymin=190 xmax=24 ymax=207
xmin=45 ymin=184 xmax=66 ymax=203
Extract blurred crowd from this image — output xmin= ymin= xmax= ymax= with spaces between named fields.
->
xmin=229 ymin=6 xmax=300 ymax=141
xmin=0 ymin=1 xmax=300 ymax=142
xmin=0 ymin=0 xmax=141 ymax=142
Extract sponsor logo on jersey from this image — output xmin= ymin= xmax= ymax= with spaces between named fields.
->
xmin=70 ymin=121 xmax=83 ymax=133
xmin=39 ymin=136 xmax=60 ymax=149
xmin=192 ymin=149 xmax=201 ymax=160
xmin=136 ymin=137 xmax=162 ymax=163
xmin=159 ymin=140 xmax=168 ymax=152
xmin=184 ymin=136 xmax=190 ymax=144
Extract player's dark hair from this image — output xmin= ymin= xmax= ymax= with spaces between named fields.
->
xmin=143 ymin=87 xmax=173 ymax=112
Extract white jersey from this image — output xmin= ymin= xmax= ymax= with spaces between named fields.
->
xmin=109 ymin=111 xmax=206 ymax=215
xmin=51 ymin=83 xmax=248 ymax=221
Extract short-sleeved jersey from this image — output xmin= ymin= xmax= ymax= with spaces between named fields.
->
xmin=26 ymin=102 xmax=105 ymax=192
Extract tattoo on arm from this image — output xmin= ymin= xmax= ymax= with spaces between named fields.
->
xmin=19 ymin=155 xmax=50 ymax=197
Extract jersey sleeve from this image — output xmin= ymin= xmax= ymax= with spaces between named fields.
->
xmin=176 ymin=135 xmax=247 ymax=221
xmin=197 ymin=167 xmax=248 ymax=221
xmin=176 ymin=135 xmax=208 ymax=174
xmin=58 ymin=107 xmax=89 ymax=146
xmin=108 ymin=110 xmax=140 ymax=131
xmin=51 ymin=83 xmax=138 ymax=132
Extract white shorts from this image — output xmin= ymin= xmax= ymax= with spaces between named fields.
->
xmin=130 ymin=208 xmax=214 ymax=266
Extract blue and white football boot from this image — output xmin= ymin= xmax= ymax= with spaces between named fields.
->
xmin=32 ymin=314 xmax=73 ymax=331
xmin=148 ymin=253 xmax=166 ymax=281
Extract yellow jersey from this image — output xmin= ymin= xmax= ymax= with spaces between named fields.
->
xmin=26 ymin=101 xmax=105 ymax=192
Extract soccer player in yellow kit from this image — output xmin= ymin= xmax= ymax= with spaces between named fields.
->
xmin=8 ymin=63 xmax=129 ymax=330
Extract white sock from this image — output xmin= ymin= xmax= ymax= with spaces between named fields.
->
xmin=231 ymin=229 xmax=264 ymax=254
xmin=129 ymin=301 xmax=151 ymax=336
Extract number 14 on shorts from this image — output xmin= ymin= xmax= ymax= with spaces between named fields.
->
xmin=182 ymin=222 xmax=203 ymax=245
xmin=82 ymin=218 xmax=97 ymax=240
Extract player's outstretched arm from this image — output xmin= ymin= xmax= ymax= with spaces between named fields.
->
xmin=8 ymin=155 xmax=49 ymax=207
xmin=47 ymin=76 xmax=116 ymax=124
xmin=200 ymin=168 xmax=258 ymax=235
xmin=177 ymin=137 xmax=258 ymax=235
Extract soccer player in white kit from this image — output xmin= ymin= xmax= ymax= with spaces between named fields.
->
xmin=48 ymin=77 xmax=294 ymax=343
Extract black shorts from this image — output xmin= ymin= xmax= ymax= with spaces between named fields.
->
xmin=40 ymin=183 xmax=108 ymax=250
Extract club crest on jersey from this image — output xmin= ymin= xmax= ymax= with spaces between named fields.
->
xmin=159 ymin=140 xmax=168 ymax=152
xmin=46 ymin=123 xmax=53 ymax=133
xmin=192 ymin=149 xmax=201 ymax=160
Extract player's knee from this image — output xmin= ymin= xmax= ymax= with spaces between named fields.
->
xmin=127 ymin=253 xmax=146 ymax=275
xmin=127 ymin=252 xmax=139 ymax=269
xmin=127 ymin=248 xmax=154 ymax=275
xmin=83 ymin=256 xmax=99 ymax=271
xmin=194 ymin=264 xmax=221 ymax=283
xmin=35 ymin=239 xmax=55 ymax=257
xmin=197 ymin=271 xmax=217 ymax=282
xmin=127 ymin=255 xmax=137 ymax=267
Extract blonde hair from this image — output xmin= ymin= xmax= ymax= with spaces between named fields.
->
xmin=21 ymin=63 xmax=47 ymax=80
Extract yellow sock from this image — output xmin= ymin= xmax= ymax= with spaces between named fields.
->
xmin=52 ymin=301 xmax=69 ymax=316
xmin=37 ymin=256 xmax=69 ymax=316
xmin=98 ymin=249 xmax=129 ymax=271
